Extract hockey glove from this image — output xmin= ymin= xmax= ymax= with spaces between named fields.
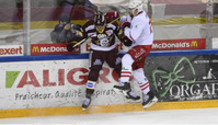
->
xmin=120 ymin=22 xmax=130 ymax=31
xmin=67 ymin=36 xmax=84 ymax=52
xmin=67 ymin=41 xmax=79 ymax=52
xmin=105 ymin=11 xmax=120 ymax=23
xmin=122 ymin=36 xmax=132 ymax=47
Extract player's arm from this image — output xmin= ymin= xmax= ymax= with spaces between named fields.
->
xmin=117 ymin=29 xmax=132 ymax=47
xmin=66 ymin=24 xmax=87 ymax=52
xmin=116 ymin=21 xmax=132 ymax=47
xmin=124 ymin=19 xmax=145 ymax=42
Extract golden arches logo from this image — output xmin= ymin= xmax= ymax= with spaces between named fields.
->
xmin=32 ymin=46 xmax=40 ymax=53
xmin=191 ymin=41 xmax=198 ymax=47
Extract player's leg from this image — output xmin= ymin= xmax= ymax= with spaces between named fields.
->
xmin=113 ymin=53 xmax=134 ymax=95
xmin=113 ymin=45 xmax=145 ymax=94
xmin=106 ymin=48 xmax=140 ymax=100
xmin=133 ymin=68 xmax=158 ymax=108
xmin=131 ymin=45 xmax=158 ymax=108
xmin=82 ymin=50 xmax=104 ymax=110
xmin=105 ymin=48 xmax=122 ymax=78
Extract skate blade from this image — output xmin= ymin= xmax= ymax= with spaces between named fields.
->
xmin=82 ymin=107 xmax=88 ymax=111
xmin=126 ymin=95 xmax=141 ymax=101
xmin=126 ymin=97 xmax=141 ymax=103
xmin=113 ymin=88 xmax=128 ymax=96
xmin=143 ymin=96 xmax=158 ymax=109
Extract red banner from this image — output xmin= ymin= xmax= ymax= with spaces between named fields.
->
xmin=31 ymin=38 xmax=206 ymax=55
xmin=152 ymin=38 xmax=206 ymax=51
xmin=31 ymin=43 xmax=80 ymax=55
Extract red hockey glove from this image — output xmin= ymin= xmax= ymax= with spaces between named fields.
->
xmin=105 ymin=11 xmax=120 ymax=22
xmin=121 ymin=22 xmax=130 ymax=31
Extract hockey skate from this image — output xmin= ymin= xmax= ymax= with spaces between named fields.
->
xmin=142 ymin=91 xmax=158 ymax=109
xmin=126 ymin=91 xmax=140 ymax=100
xmin=82 ymin=96 xmax=91 ymax=111
xmin=113 ymin=82 xmax=140 ymax=100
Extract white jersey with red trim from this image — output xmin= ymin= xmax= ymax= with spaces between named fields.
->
xmin=124 ymin=11 xmax=153 ymax=47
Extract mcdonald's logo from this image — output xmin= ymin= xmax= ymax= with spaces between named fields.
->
xmin=191 ymin=41 xmax=198 ymax=47
xmin=32 ymin=46 xmax=40 ymax=53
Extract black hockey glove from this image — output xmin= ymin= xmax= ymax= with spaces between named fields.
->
xmin=66 ymin=36 xmax=84 ymax=52
xmin=122 ymin=36 xmax=132 ymax=47
xmin=67 ymin=41 xmax=78 ymax=52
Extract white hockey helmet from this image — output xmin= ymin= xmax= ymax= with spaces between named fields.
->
xmin=128 ymin=0 xmax=144 ymax=13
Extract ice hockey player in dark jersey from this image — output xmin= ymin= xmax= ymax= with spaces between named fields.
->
xmin=67 ymin=11 xmax=140 ymax=110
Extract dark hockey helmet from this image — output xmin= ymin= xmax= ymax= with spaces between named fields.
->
xmin=94 ymin=11 xmax=106 ymax=33
xmin=94 ymin=11 xmax=106 ymax=26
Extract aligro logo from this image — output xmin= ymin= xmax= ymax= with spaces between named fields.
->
xmin=6 ymin=68 xmax=119 ymax=88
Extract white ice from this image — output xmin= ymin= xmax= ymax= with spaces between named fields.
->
xmin=0 ymin=108 xmax=218 ymax=125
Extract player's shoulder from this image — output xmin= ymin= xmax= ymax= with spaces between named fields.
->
xmin=134 ymin=12 xmax=149 ymax=23
xmin=140 ymin=11 xmax=149 ymax=20
xmin=106 ymin=21 xmax=119 ymax=29
xmin=83 ymin=20 xmax=95 ymax=31
xmin=83 ymin=20 xmax=95 ymax=28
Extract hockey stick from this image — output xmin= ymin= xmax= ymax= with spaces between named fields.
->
xmin=72 ymin=38 xmax=87 ymax=48
xmin=69 ymin=12 xmax=126 ymax=48
xmin=71 ymin=32 xmax=114 ymax=48
xmin=106 ymin=0 xmax=147 ymax=25
xmin=106 ymin=11 xmax=129 ymax=25
xmin=70 ymin=11 xmax=129 ymax=48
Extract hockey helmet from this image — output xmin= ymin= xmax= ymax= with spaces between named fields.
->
xmin=94 ymin=11 xmax=106 ymax=26
xmin=128 ymin=0 xmax=144 ymax=14
xmin=94 ymin=11 xmax=106 ymax=33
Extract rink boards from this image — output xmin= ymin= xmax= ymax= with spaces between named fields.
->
xmin=1 ymin=50 xmax=218 ymax=118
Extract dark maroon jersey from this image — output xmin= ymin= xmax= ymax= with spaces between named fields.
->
xmin=82 ymin=20 xmax=121 ymax=51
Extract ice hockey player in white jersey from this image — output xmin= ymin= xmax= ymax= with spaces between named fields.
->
xmin=113 ymin=0 xmax=158 ymax=109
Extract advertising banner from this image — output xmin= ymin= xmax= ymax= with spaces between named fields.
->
xmin=152 ymin=38 xmax=206 ymax=51
xmin=65 ymin=38 xmax=207 ymax=54
xmin=2 ymin=53 xmax=218 ymax=110
xmin=0 ymin=59 xmax=137 ymax=110
xmin=82 ymin=38 xmax=206 ymax=54
xmin=145 ymin=55 xmax=218 ymax=102
xmin=32 ymin=38 xmax=206 ymax=55
xmin=31 ymin=43 xmax=80 ymax=55
xmin=0 ymin=45 xmax=23 ymax=56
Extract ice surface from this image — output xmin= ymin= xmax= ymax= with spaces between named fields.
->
xmin=0 ymin=108 xmax=218 ymax=125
